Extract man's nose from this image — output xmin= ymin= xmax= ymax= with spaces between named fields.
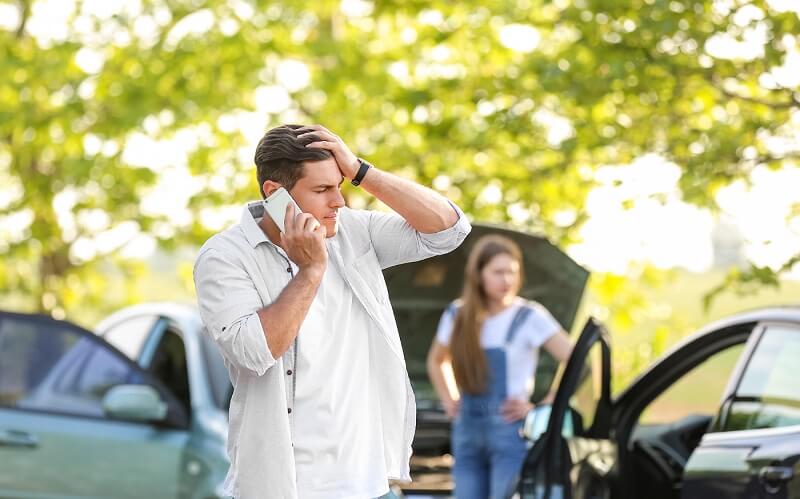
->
xmin=331 ymin=189 xmax=345 ymax=208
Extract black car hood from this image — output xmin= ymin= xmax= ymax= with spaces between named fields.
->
xmin=384 ymin=223 xmax=589 ymax=402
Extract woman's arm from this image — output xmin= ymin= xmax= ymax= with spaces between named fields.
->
xmin=426 ymin=340 xmax=460 ymax=420
xmin=540 ymin=330 xmax=574 ymax=404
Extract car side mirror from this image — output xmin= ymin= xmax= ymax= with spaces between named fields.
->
xmin=102 ymin=385 xmax=168 ymax=423
xmin=521 ymin=404 xmax=574 ymax=442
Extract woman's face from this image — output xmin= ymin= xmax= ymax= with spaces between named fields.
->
xmin=480 ymin=252 xmax=521 ymax=303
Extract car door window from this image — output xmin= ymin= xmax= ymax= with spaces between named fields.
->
xmin=149 ymin=328 xmax=191 ymax=414
xmin=569 ymin=341 xmax=605 ymax=434
xmin=101 ymin=314 xmax=159 ymax=359
xmin=639 ymin=344 xmax=745 ymax=425
xmin=0 ymin=313 xmax=147 ymax=419
xmin=722 ymin=325 xmax=800 ymax=431
xmin=0 ymin=314 xmax=73 ymax=407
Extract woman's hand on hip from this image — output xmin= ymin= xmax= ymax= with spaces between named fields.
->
xmin=501 ymin=397 xmax=533 ymax=423
xmin=443 ymin=399 xmax=460 ymax=420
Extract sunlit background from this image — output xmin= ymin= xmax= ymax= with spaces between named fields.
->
xmin=1 ymin=0 xmax=799 ymax=386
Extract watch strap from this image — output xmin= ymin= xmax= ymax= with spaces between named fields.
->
xmin=351 ymin=158 xmax=372 ymax=186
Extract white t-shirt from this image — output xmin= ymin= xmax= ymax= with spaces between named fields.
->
xmin=435 ymin=297 xmax=561 ymax=399
xmin=289 ymin=243 xmax=388 ymax=499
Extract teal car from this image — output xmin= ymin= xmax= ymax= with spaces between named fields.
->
xmin=0 ymin=304 xmax=230 ymax=498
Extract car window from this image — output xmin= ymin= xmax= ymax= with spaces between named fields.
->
xmin=149 ymin=328 xmax=191 ymax=414
xmin=570 ymin=341 xmax=604 ymax=433
xmin=101 ymin=315 xmax=159 ymax=360
xmin=0 ymin=313 xmax=144 ymax=418
xmin=639 ymin=344 xmax=745 ymax=425
xmin=54 ymin=337 xmax=138 ymax=403
xmin=722 ymin=325 xmax=800 ymax=431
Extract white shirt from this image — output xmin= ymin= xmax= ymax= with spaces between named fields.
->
xmin=435 ymin=298 xmax=560 ymax=399
xmin=193 ymin=201 xmax=471 ymax=499
xmin=283 ymin=244 xmax=388 ymax=499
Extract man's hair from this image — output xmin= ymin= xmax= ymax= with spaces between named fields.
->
xmin=254 ymin=124 xmax=332 ymax=197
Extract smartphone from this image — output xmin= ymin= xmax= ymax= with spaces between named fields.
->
xmin=263 ymin=187 xmax=302 ymax=233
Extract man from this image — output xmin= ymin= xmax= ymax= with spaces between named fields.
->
xmin=194 ymin=124 xmax=471 ymax=499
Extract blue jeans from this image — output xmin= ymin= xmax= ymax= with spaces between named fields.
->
xmin=453 ymin=412 xmax=527 ymax=499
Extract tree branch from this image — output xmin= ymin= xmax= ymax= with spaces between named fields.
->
xmin=745 ymin=152 xmax=800 ymax=165
xmin=15 ymin=0 xmax=29 ymax=39
xmin=708 ymin=73 xmax=798 ymax=110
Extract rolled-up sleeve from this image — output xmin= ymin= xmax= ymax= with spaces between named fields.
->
xmin=367 ymin=201 xmax=472 ymax=269
xmin=194 ymin=248 xmax=275 ymax=376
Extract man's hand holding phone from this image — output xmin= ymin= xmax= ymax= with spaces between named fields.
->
xmin=280 ymin=203 xmax=327 ymax=276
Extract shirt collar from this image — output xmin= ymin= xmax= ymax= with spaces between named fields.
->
xmin=240 ymin=200 xmax=343 ymax=255
xmin=240 ymin=200 xmax=279 ymax=249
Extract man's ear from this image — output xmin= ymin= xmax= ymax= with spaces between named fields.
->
xmin=262 ymin=180 xmax=282 ymax=198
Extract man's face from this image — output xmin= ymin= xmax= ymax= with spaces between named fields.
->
xmin=289 ymin=157 xmax=346 ymax=238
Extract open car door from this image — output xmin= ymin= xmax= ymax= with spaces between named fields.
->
xmin=516 ymin=318 xmax=614 ymax=499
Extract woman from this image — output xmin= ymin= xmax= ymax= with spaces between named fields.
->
xmin=426 ymin=234 xmax=573 ymax=499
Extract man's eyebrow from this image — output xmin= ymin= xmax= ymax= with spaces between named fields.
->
xmin=313 ymin=178 xmax=345 ymax=188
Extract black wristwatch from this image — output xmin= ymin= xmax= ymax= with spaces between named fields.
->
xmin=351 ymin=158 xmax=372 ymax=186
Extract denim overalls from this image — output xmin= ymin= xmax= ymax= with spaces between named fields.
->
xmin=449 ymin=303 xmax=533 ymax=499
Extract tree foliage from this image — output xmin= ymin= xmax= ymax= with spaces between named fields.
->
xmin=1 ymin=0 xmax=798 ymax=317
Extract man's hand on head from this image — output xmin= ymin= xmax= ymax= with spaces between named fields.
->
xmin=298 ymin=125 xmax=360 ymax=180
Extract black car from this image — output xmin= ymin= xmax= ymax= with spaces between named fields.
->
xmin=518 ymin=308 xmax=800 ymax=499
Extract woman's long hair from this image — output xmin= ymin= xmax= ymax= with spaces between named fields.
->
xmin=450 ymin=235 xmax=524 ymax=395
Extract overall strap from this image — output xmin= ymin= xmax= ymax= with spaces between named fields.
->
xmin=445 ymin=301 xmax=459 ymax=319
xmin=505 ymin=304 xmax=532 ymax=345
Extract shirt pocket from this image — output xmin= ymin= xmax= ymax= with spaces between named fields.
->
xmin=347 ymin=248 xmax=389 ymax=306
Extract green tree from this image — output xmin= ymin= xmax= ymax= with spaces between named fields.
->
xmin=1 ymin=0 xmax=798 ymax=320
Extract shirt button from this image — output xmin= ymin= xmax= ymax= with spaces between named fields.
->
xmin=286 ymin=267 xmax=291 ymax=273
xmin=286 ymin=369 xmax=293 ymax=375
xmin=287 ymin=408 xmax=292 ymax=414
